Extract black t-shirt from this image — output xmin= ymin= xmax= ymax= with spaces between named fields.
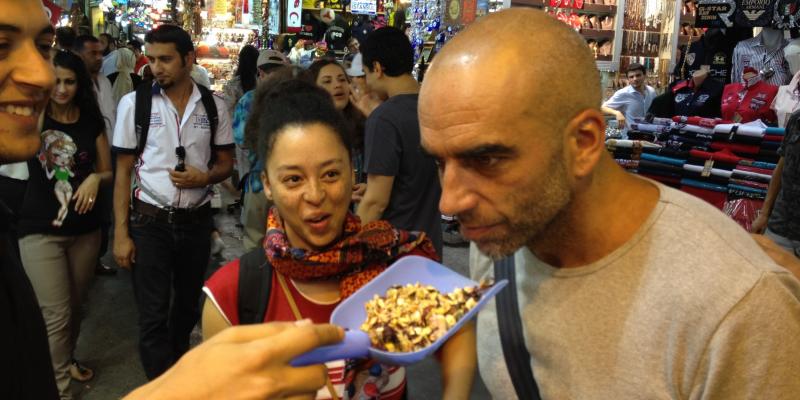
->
xmin=0 ymin=201 xmax=59 ymax=399
xmin=364 ymin=94 xmax=443 ymax=256
xmin=297 ymin=11 xmax=323 ymax=42
xmin=649 ymin=78 xmax=723 ymax=119
xmin=325 ymin=25 xmax=349 ymax=51
xmin=18 ymin=114 xmax=102 ymax=237
xmin=674 ymin=32 xmax=737 ymax=84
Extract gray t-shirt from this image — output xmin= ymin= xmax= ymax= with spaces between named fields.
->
xmin=471 ymin=181 xmax=800 ymax=399
xmin=364 ymin=94 xmax=443 ymax=255
xmin=768 ymin=128 xmax=800 ymax=240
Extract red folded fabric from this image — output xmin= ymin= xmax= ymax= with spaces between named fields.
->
xmin=763 ymin=134 xmax=783 ymax=142
xmin=673 ymin=116 xmax=732 ymax=128
xmin=735 ymin=164 xmax=774 ymax=175
xmin=689 ymin=148 xmax=750 ymax=164
xmin=681 ymin=185 xmax=727 ymax=209
xmin=710 ymin=142 xmax=760 ymax=155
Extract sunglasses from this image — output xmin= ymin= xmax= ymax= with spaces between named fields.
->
xmin=175 ymin=146 xmax=186 ymax=172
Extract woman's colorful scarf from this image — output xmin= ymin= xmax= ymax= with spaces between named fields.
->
xmin=263 ymin=208 xmax=438 ymax=298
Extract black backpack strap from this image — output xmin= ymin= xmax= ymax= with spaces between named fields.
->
xmin=237 ymin=248 xmax=272 ymax=325
xmin=134 ymin=81 xmax=153 ymax=157
xmin=197 ymin=84 xmax=219 ymax=145
xmin=494 ymin=255 xmax=542 ymax=400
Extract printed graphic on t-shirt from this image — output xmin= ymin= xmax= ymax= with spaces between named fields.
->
xmin=37 ymin=129 xmax=77 ymax=228
xmin=149 ymin=112 xmax=165 ymax=128
xmin=193 ymin=114 xmax=211 ymax=130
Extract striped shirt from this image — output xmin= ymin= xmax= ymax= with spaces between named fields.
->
xmin=731 ymin=36 xmax=791 ymax=87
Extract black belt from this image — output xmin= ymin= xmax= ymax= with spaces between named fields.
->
xmin=132 ymin=199 xmax=211 ymax=224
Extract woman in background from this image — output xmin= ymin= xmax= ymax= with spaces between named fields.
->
xmin=306 ymin=58 xmax=368 ymax=202
xmin=17 ymin=50 xmax=112 ymax=399
xmin=107 ymin=47 xmax=141 ymax=104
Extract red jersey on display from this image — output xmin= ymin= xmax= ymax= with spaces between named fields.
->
xmin=204 ymin=259 xmax=406 ymax=400
xmin=721 ymin=80 xmax=778 ymax=124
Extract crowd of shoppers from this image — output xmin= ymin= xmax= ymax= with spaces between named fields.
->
xmin=3 ymin=1 xmax=800 ymax=400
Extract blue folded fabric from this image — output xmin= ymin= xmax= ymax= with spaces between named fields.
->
xmin=680 ymin=178 xmax=728 ymax=192
xmin=728 ymin=184 xmax=768 ymax=194
xmin=739 ymin=160 xmax=777 ymax=170
xmin=641 ymin=153 xmax=686 ymax=167
xmin=764 ymin=127 xmax=786 ymax=136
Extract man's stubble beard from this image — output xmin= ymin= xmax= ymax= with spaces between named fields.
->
xmin=473 ymin=153 xmax=573 ymax=260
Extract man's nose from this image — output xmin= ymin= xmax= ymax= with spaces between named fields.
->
xmin=11 ymin=42 xmax=55 ymax=95
xmin=438 ymin=163 xmax=477 ymax=217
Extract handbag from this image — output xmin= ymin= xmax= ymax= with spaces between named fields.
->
xmin=494 ymin=255 xmax=542 ymax=400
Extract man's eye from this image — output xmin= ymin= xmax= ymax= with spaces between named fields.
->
xmin=471 ymin=156 xmax=499 ymax=168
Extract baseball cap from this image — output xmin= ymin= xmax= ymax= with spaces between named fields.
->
xmin=257 ymin=49 xmax=289 ymax=67
xmin=346 ymin=53 xmax=365 ymax=77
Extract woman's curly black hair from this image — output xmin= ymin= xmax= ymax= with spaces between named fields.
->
xmin=246 ymin=77 xmax=353 ymax=164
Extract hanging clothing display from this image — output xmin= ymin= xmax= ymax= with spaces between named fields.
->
xmin=731 ymin=34 xmax=791 ymax=87
xmin=721 ymin=69 xmax=779 ymax=124
xmin=649 ymin=77 xmax=724 ymax=118
xmin=675 ymin=29 xmax=738 ymax=84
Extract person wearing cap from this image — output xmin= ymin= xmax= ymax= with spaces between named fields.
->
xmin=233 ymin=49 xmax=292 ymax=250
xmin=346 ymin=53 xmax=368 ymax=100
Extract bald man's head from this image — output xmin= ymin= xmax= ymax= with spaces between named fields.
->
xmin=419 ymin=9 xmax=609 ymax=258
xmin=421 ymin=8 xmax=601 ymax=135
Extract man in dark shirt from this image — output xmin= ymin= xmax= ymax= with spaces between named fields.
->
xmin=2 ymin=3 xmax=344 ymax=399
xmin=356 ymin=27 xmax=444 ymax=255
xmin=0 ymin=2 xmax=59 ymax=398
xmin=753 ymin=111 xmax=800 ymax=256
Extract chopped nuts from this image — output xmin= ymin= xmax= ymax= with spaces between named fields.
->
xmin=360 ymin=283 xmax=487 ymax=353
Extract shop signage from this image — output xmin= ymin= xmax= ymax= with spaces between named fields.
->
xmin=328 ymin=0 xmax=345 ymax=11
xmin=351 ymin=0 xmax=378 ymax=15
xmin=214 ymin=0 xmax=230 ymax=14
xmin=696 ymin=0 xmax=737 ymax=27
xmin=735 ymin=0 xmax=773 ymax=26
xmin=286 ymin=0 xmax=303 ymax=33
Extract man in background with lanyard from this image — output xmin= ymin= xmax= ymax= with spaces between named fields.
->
xmin=420 ymin=9 xmax=800 ymax=399
xmin=111 ymin=24 xmax=235 ymax=380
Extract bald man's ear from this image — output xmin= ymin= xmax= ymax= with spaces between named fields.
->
xmin=565 ymin=109 xmax=606 ymax=179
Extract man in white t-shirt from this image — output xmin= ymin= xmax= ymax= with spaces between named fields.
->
xmin=419 ymin=9 xmax=800 ymax=399
xmin=601 ymin=62 xmax=657 ymax=136
xmin=111 ymin=25 xmax=235 ymax=380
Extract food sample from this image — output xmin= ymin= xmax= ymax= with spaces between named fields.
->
xmin=361 ymin=283 xmax=485 ymax=353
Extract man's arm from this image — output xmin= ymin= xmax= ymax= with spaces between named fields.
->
xmin=113 ymin=153 xmax=136 ymax=269
xmin=751 ymin=157 xmax=784 ymax=233
xmin=124 ymin=322 xmax=345 ymax=400
xmin=356 ymin=174 xmax=394 ymax=224
xmin=601 ymin=105 xmax=626 ymax=127
xmin=438 ymin=322 xmax=477 ymax=400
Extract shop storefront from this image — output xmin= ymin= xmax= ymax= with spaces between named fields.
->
xmin=602 ymin=0 xmax=800 ymax=231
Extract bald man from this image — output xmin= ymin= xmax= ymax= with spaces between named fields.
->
xmin=420 ymin=9 xmax=800 ymax=399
